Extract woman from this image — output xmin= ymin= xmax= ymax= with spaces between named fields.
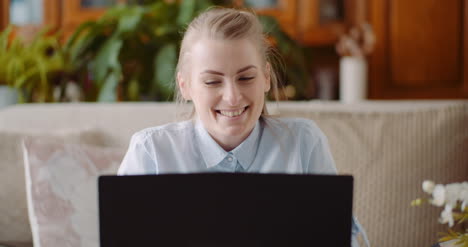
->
xmin=118 ymin=7 xmax=369 ymax=247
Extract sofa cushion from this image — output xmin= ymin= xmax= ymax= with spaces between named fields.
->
xmin=279 ymin=101 xmax=468 ymax=247
xmin=22 ymin=136 xmax=124 ymax=247
xmin=0 ymin=129 xmax=117 ymax=244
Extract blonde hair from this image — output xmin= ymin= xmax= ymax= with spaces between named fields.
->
xmin=175 ymin=7 xmax=284 ymax=117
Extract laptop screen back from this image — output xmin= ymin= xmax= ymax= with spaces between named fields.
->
xmin=99 ymin=173 xmax=353 ymax=247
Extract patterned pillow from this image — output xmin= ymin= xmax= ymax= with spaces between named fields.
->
xmin=0 ymin=129 xmax=117 ymax=244
xmin=23 ymin=137 xmax=125 ymax=247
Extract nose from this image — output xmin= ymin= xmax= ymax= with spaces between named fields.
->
xmin=222 ymin=82 xmax=242 ymax=106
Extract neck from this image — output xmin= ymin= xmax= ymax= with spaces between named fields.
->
xmin=214 ymin=137 xmax=248 ymax=152
xmin=194 ymin=116 xmax=258 ymax=152
xmin=210 ymin=130 xmax=252 ymax=152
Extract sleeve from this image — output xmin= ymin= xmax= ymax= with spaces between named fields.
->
xmin=352 ymin=217 xmax=371 ymax=247
xmin=305 ymin=121 xmax=337 ymax=175
xmin=117 ymin=133 xmax=158 ymax=175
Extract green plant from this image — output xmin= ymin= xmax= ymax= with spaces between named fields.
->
xmin=65 ymin=0 xmax=311 ymax=102
xmin=0 ymin=26 xmax=65 ymax=102
xmin=65 ymin=0 xmax=213 ymax=102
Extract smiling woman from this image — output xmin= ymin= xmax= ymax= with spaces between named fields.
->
xmin=118 ymin=7 xmax=369 ymax=247
xmin=178 ymin=38 xmax=270 ymax=150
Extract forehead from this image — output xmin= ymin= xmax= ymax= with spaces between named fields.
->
xmin=189 ymin=38 xmax=263 ymax=73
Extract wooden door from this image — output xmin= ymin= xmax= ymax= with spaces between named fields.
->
xmin=369 ymin=0 xmax=468 ymax=99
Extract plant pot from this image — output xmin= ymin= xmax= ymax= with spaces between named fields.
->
xmin=339 ymin=56 xmax=368 ymax=103
xmin=0 ymin=86 xmax=18 ymax=108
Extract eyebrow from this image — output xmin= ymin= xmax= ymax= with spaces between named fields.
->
xmin=201 ymin=65 xmax=257 ymax=76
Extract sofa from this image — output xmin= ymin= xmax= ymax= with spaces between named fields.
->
xmin=0 ymin=100 xmax=467 ymax=247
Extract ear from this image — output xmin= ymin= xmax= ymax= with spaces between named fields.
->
xmin=177 ymin=72 xmax=191 ymax=100
xmin=264 ymin=63 xmax=271 ymax=93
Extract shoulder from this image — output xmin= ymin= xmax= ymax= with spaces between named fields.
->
xmin=130 ymin=120 xmax=194 ymax=143
xmin=263 ymin=117 xmax=327 ymax=146
xmin=264 ymin=117 xmax=323 ymax=136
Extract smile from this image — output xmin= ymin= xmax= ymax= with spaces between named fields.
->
xmin=216 ymin=106 xmax=248 ymax=118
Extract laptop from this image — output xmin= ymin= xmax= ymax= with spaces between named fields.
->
xmin=98 ymin=173 xmax=353 ymax=247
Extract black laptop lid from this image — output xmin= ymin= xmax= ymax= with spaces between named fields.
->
xmin=99 ymin=173 xmax=353 ymax=247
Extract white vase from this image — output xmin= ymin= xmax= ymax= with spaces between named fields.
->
xmin=339 ymin=56 xmax=368 ymax=103
xmin=0 ymin=86 xmax=18 ymax=108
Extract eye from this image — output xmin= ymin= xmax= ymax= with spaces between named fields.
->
xmin=239 ymin=76 xmax=255 ymax=81
xmin=204 ymin=80 xmax=221 ymax=85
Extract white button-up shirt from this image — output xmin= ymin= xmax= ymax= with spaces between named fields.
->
xmin=118 ymin=117 xmax=368 ymax=247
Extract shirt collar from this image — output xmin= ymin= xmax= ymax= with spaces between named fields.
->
xmin=194 ymin=119 xmax=262 ymax=170
xmin=231 ymin=121 xmax=261 ymax=170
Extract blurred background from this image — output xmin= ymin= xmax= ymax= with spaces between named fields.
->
xmin=0 ymin=0 xmax=467 ymax=103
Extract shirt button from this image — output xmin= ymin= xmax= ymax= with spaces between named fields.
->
xmin=227 ymin=156 xmax=233 ymax=162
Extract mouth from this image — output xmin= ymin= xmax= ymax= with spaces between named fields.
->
xmin=215 ymin=106 xmax=249 ymax=118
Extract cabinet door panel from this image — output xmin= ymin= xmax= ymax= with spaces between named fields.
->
xmin=0 ymin=0 xmax=8 ymax=29
xmin=369 ymin=0 xmax=468 ymax=99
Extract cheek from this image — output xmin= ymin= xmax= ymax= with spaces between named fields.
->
xmin=249 ymin=83 xmax=266 ymax=101
xmin=190 ymin=87 xmax=218 ymax=108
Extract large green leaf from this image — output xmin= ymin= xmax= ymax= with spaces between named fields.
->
xmin=116 ymin=6 xmax=144 ymax=34
xmin=154 ymin=43 xmax=177 ymax=99
xmin=98 ymin=70 xmax=120 ymax=102
xmin=101 ymin=4 xmax=128 ymax=20
xmin=64 ymin=21 xmax=97 ymax=52
xmin=94 ymin=38 xmax=123 ymax=84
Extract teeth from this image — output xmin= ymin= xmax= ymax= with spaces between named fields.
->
xmin=219 ymin=108 xmax=245 ymax=117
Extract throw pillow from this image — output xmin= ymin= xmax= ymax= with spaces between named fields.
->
xmin=0 ymin=129 xmax=116 ymax=244
xmin=23 ymin=136 xmax=125 ymax=247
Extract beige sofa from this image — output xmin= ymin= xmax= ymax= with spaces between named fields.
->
xmin=0 ymin=101 xmax=467 ymax=247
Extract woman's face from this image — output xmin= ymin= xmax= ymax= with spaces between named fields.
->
xmin=179 ymin=38 xmax=270 ymax=150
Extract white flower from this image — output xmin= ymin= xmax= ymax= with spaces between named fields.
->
xmin=431 ymin=184 xmax=446 ymax=207
xmin=459 ymin=182 xmax=468 ymax=211
xmin=423 ymin=180 xmax=436 ymax=194
xmin=445 ymin=183 xmax=462 ymax=208
xmin=439 ymin=204 xmax=454 ymax=227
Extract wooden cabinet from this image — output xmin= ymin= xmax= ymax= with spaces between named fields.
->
xmin=61 ymin=0 xmax=126 ymax=38
xmin=236 ymin=0 xmax=365 ymax=45
xmin=1 ymin=0 xmax=363 ymax=45
xmin=0 ymin=0 xmax=59 ymax=40
xmin=0 ymin=0 xmax=123 ymax=39
xmin=368 ymin=0 xmax=468 ymax=99
xmin=297 ymin=0 xmax=363 ymax=45
xmin=0 ymin=0 xmax=7 ymax=29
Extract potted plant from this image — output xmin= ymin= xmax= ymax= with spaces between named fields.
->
xmin=0 ymin=26 xmax=66 ymax=103
xmin=64 ymin=0 xmax=310 ymax=102
xmin=64 ymin=0 xmax=213 ymax=102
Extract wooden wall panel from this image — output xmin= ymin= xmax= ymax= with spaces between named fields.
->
xmin=0 ymin=0 xmax=9 ymax=29
xmin=44 ymin=0 xmax=61 ymax=29
xmin=369 ymin=0 xmax=468 ymax=99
